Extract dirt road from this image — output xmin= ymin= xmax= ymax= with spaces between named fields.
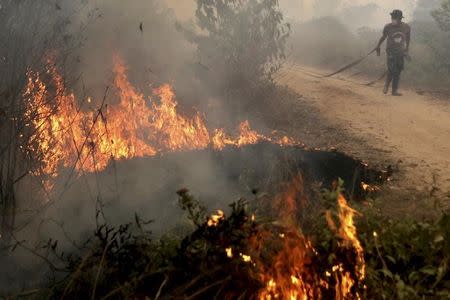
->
xmin=276 ymin=64 xmax=450 ymax=212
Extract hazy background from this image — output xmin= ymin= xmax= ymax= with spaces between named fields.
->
xmin=165 ymin=0 xmax=419 ymax=28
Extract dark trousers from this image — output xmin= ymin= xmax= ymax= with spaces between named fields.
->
xmin=385 ymin=51 xmax=405 ymax=93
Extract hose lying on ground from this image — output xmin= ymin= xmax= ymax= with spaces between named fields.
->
xmin=322 ymin=47 xmax=379 ymax=78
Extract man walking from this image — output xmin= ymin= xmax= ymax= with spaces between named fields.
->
xmin=376 ymin=10 xmax=411 ymax=96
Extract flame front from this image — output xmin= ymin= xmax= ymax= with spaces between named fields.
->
xmin=23 ymin=56 xmax=296 ymax=190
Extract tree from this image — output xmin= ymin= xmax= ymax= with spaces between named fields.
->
xmin=183 ymin=0 xmax=290 ymax=112
xmin=432 ymin=0 xmax=450 ymax=31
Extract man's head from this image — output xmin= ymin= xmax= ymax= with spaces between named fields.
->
xmin=390 ymin=9 xmax=404 ymax=25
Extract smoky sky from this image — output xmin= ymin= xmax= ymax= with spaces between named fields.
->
xmin=162 ymin=0 xmax=418 ymax=29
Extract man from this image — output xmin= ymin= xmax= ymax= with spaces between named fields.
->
xmin=376 ymin=9 xmax=411 ymax=96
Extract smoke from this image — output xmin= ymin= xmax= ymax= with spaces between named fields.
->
xmin=164 ymin=0 xmax=196 ymax=20
xmin=67 ymin=0 xmax=203 ymax=105
xmin=163 ymin=0 xmax=418 ymax=28
xmin=280 ymin=0 xmax=418 ymax=30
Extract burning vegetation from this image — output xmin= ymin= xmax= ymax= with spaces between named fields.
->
xmin=22 ymin=55 xmax=296 ymax=191
xmin=36 ymin=176 xmax=369 ymax=299
xmin=1 ymin=1 xmax=450 ymax=299
xmin=24 ymin=178 xmax=450 ymax=299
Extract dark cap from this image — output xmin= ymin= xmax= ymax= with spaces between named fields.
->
xmin=390 ymin=9 xmax=404 ymax=19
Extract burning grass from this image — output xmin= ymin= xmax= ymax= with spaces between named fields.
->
xmin=13 ymin=179 xmax=449 ymax=299
xmin=22 ymin=55 xmax=297 ymax=191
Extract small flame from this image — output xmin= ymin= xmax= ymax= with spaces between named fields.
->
xmin=207 ymin=210 xmax=224 ymax=227
xmin=240 ymin=253 xmax=252 ymax=263
xmin=226 ymin=247 xmax=233 ymax=258
xmin=361 ymin=182 xmax=379 ymax=192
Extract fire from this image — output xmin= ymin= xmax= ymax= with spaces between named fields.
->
xmin=212 ymin=120 xmax=264 ymax=150
xmin=361 ymin=182 xmax=379 ymax=192
xmin=257 ymin=229 xmax=322 ymax=300
xmin=254 ymin=177 xmax=365 ymax=300
xmin=207 ymin=210 xmax=225 ymax=227
xmin=225 ymin=247 xmax=233 ymax=258
xmin=23 ymin=55 xmax=297 ymax=190
xmin=273 ymin=174 xmax=306 ymax=224
xmin=328 ymin=195 xmax=366 ymax=283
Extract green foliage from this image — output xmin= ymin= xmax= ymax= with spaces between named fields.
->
xmin=432 ymin=0 xmax=450 ymax=31
xmin=359 ymin=212 xmax=450 ymax=299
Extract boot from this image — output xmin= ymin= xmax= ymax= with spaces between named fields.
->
xmin=392 ymin=72 xmax=402 ymax=96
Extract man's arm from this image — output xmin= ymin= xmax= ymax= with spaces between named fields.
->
xmin=405 ymin=24 xmax=411 ymax=52
xmin=376 ymin=26 xmax=388 ymax=56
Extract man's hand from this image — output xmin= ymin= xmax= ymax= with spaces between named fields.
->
xmin=376 ymin=47 xmax=381 ymax=56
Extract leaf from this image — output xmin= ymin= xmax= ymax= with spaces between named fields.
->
xmin=408 ymin=271 xmax=419 ymax=283
xmin=433 ymin=234 xmax=444 ymax=243
xmin=380 ymin=268 xmax=394 ymax=279
xmin=433 ymin=262 xmax=448 ymax=287
xmin=386 ymin=255 xmax=396 ymax=264
xmin=420 ymin=266 xmax=437 ymax=276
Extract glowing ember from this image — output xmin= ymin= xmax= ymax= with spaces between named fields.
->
xmin=361 ymin=182 xmax=380 ymax=192
xmin=240 ymin=253 xmax=252 ymax=263
xmin=225 ymin=247 xmax=233 ymax=258
xmin=207 ymin=210 xmax=225 ymax=227
xmin=23 ymin=55 xmax=298 ymax=190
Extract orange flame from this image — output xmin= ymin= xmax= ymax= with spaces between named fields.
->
xmin=207 ymin=210 xmax=225 ymax=227
xmin=23 ymin=55 xmax=298 ymax=190
xmin=327 ymin=194 xmax=366 ymax=299
xmin=256 ymin=177 xmax=365 ymax=300
xmin=258 ymin=229 xmax=322 ymax=300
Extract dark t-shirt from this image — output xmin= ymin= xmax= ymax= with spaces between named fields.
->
xmin=383 ymin=22 xmax=411 ymax=54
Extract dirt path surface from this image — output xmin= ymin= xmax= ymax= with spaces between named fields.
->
xmin=272 ymin=64 xmax=450 ymax=214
